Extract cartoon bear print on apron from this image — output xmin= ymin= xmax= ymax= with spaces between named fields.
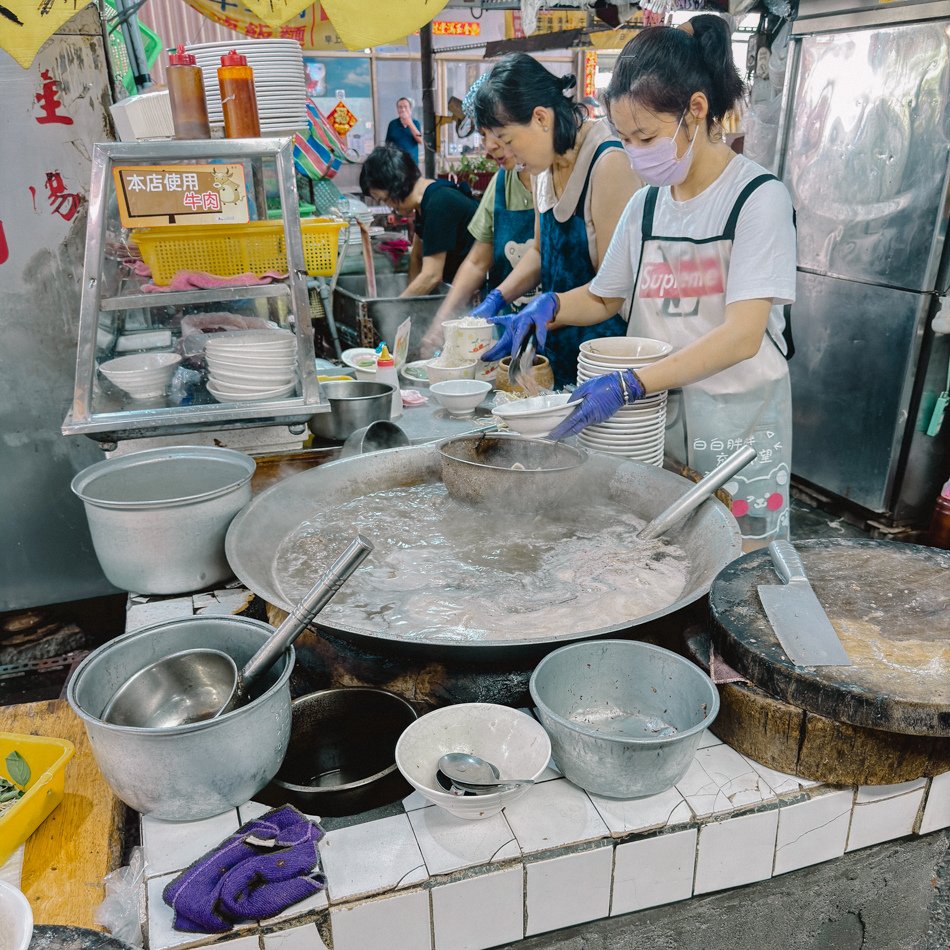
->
xmin=630 ymin=175 xmax=793 ymax=542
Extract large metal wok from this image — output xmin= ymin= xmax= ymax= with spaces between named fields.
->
xmin=225 ymin=443 xmax=742 ymax=661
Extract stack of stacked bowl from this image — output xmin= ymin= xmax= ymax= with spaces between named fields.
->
xmin=575 ymin=337 xmax=672 ymax=465
xmin=205 ymin=329 xmax=297 ymax=402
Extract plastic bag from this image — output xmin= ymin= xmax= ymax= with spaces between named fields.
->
xmin=96 ymin=845 xmax=146 ymax=947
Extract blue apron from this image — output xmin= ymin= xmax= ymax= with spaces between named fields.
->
xmin=488 ymin=168 xmax=536 ymax=306
xmin=540 ymin=141 xmax=628 ymax=388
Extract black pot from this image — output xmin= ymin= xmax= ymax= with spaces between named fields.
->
xmin=256 ymin=687 xmax=417 ymax=816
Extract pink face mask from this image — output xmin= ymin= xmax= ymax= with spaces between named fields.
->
xmin=623 ymin=113 xmax=695 ymax=187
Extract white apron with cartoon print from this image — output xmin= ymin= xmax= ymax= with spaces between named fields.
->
xmin=630 ymin=178 xmax=792 ymax=542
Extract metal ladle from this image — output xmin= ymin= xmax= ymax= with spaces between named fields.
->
xmin=637 ymin=445 xmax=757 ymax=542
xmin=100 ymin=535 xmax=374 ymax=729
xmin=437 ymin=752 xmax=536 ymax=793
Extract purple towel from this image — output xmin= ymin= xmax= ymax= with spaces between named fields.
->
xmin=162 ymin=805 xmax=325 ymax=933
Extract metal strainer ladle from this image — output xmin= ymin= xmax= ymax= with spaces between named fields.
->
xmin=100 ymin=535 xmax=374 ymax=728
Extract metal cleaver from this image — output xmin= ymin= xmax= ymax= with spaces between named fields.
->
xmin=757 ymin=540 xmax=852 ymax=667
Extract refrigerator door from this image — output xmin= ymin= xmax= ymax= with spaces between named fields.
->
xmin=790 ymin=272 xmax=931 ymax=512
xmin=783 ymin=20 xmax=950 ymax=291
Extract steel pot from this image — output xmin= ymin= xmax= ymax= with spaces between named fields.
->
xmin=225 ymin=444 xmax=742 ymax=661
xmin=66 ymin=615 xmax=293 ymax=821
xmin=308 ymin=381 xmax=395 ymax=441
xmin=256 ymin=688 xmax=417 ymax=816
xmin=71 ymin=446 xmax=255 ymax=595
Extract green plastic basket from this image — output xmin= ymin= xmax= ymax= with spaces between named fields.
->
xmin=104 ymin=0 xmax=162 ymax=96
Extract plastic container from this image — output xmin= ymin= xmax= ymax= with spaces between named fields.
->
xmin=133 ymin=218 xmax=346 ymax=285
xmin=0 ymin=733 xmax=75 ymax=865
xmin=375 ymin=344 xmax=402 ymax=419
xmin=217 ymin=49 xmax=260 ymax=138
xmin=927 ymin=478 xmax=950 ymax=550
xmin=166 ymin=45 xmax=210 ymax=140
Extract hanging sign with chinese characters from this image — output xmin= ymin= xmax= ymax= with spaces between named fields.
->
xmin=328 ymin=100 xmax=357 ymax=137
xmin=431 ymin=20 xmax=480 ymax=37
xmin=0 ymin=0 xmax=94 ymax=69
xmin=112 ymin=164 xmax=250 ymax=228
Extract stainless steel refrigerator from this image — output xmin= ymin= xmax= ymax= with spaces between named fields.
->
xmin=775 ymin=0 xmax=950 ymax=523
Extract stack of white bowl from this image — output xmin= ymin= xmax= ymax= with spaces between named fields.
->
xmin=186 ymin=40 xmax=308 ymax=136
xmin=205 ymin=329 xmax=297 ymax=402
xmin=575 ymin=337 xmax=673 ymax=466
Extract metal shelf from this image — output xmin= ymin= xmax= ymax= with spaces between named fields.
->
xmin=99 ymin=282 xmax=292 ymax=311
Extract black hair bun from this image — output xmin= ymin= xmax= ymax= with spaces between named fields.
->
xmin=559 ymin=73 xmax=578 ymax=93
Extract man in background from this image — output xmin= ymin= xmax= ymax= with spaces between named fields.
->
xmin=385 ymin=97 xmax=422 ymax=164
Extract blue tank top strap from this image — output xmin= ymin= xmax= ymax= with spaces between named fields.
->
xmin=575 ymin=140 xmax=622 ymax=218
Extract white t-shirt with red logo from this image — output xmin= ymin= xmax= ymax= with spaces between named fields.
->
xmin=590 ymin=154 xmax=797 ymax=349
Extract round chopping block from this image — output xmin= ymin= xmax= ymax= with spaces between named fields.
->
xmin=686 ymin=631 xmax=950 ymax=786
xmin=709 ymin=539 xmax=949 ymax=763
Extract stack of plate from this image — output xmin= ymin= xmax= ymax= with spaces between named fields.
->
xmin=575 ymin=337 xmax=673 ymax=466
xmin=186 ymin=40 xmax=308 ymax=136
xmin=205 ymin=329 xmax=298 ymax=402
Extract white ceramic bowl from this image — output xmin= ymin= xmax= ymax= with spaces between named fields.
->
xmin=207 ymin=366 xmax=296 ymax=386
xmin=579 ymin=336 xmax=673 ymax=364
xmin=425 ymin=358 xmax=478 ymax=384
xmin=0 ymin=880 xmax=33 ymax=950
xmin=207 ymin=380 xmax=296 ymax=402
xmin=395 ymin=703 xmax=551 ymax=820
xmin=492 ymin=393 xmax=576 ymax=438
xmin=99 ymin=352 xmax=181 ymax=399
xmin=429 ymin=379 xmax=492 ymax=417
xmin=208 ymin=374 xmax=296 ymax=395
xmin=341 ymin=347 xmax=379 ymax=373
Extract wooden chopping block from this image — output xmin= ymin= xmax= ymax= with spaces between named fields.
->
xmin=687 ymin=632 xmax=950 ymax=785
xmin=2 ymin=700 xmax=124 ymax=931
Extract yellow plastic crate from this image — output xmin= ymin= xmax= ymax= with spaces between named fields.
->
xmin=0 ymin=733 xmax=75 ymax=865
xmin=134 ymin=217 xmax=347 ymax=286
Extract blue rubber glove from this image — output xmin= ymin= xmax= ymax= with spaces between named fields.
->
xmin=469 ymin=288 xmax=506 ymax=321
xmin=481 ymin=292 xmax=559 ymax=363
xmin=547 ymin=369 xmax=646 ymax=440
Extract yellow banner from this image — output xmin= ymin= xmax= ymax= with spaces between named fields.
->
xmin=0 ymin=0 xmax=94 ymax=69
xmin=181 ymin=0 xmax=349 ymax=48
xmin=588 ymin=27 xmax=641 ymax=50
xmin=504 ymin=9 xmax=588 ymax=39
xmin=320 ymin=0 xmax=451 ymax=49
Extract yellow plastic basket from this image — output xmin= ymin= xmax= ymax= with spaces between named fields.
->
xmin=0 ymin=733 xmax=75 ymax=865
xmin=134 ymin=217 xmax=347 ymax=286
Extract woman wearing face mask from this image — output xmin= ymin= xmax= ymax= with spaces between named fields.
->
xmin=468 ymin=54 xmax=642 ymax=388
xmin=530 ymin=16 xmax=797 ymax=546
xmin=421 ymin=74 xmax=537 ymax=359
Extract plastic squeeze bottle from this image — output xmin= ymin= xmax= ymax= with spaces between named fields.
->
xmin=166 ymin=45 xmax=211 ymax=139
xmin=217 ymin=50 xmax=261 ymax=138
xmin=375 ymin=344 xmax=403 ymax=419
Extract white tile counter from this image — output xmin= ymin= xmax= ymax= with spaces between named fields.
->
xmin=129 ymin=593 xmax=950 ymax=950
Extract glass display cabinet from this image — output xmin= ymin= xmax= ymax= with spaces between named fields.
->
xmin=62 ymin=138 xmax=343 ymax=446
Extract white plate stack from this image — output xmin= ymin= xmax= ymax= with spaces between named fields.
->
xmin=205 ymin=329 xmax=298 ymax=402
xmin=186 ymin=40 xmax=308 ymax=136
xmin=575 ymin=337 xmax=673 ymax=466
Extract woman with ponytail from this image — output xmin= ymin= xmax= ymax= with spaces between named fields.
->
xmin=468 ymin=54 xmax=642 ymax=387
xmin=531 ymin=15 xmax=797 ymax=546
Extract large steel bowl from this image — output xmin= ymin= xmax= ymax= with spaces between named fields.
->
xmin=66 ymin=616 xmax=293 ymax=820
xmin=308 ymin=381 xmax=395 ymax=441
xmin=225 ymin=444 xmax=742 ymax=661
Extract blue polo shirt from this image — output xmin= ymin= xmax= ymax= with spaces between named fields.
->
xmin=386 ymin=118 xmax=421 ymax=160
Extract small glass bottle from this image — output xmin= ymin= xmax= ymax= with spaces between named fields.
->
xmin=926 ymin=478 xmax=950 ymax=550
xmin=375 ymin=344 xmax=402 ymax=419
xmin=166 ymin=45 xmax=211 ymax=139
xmin=217 ymin=50 xmax=261 ymax=139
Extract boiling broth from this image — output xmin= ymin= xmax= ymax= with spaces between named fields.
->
xmin=275 ymin=482 xmax=689 ymax=643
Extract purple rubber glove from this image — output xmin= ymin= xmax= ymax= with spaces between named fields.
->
xmin=481 ymin=292 xmax=559 ymax=363
xmin=547 ymin=369 xmax=646 ymax=440
xmin=469 ymin=288 xmax=506 ymax=321
xmin=162 ymin=805 xmax=325 ymax=933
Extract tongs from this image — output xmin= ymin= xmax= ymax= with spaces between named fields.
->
xmin=510 ymin=328 xmax=539 ymax=396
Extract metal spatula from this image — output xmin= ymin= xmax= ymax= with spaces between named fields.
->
xmin=757 ymin=540 xmax=852 ymax=667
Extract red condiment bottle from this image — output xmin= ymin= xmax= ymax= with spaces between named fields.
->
xmin=167 ymin=45 xmax=211 ymax=140
xmin=927 ymin=477 xmax=950 ymax=550
xmin=217 ymin=50 xmax=261 ymax=138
